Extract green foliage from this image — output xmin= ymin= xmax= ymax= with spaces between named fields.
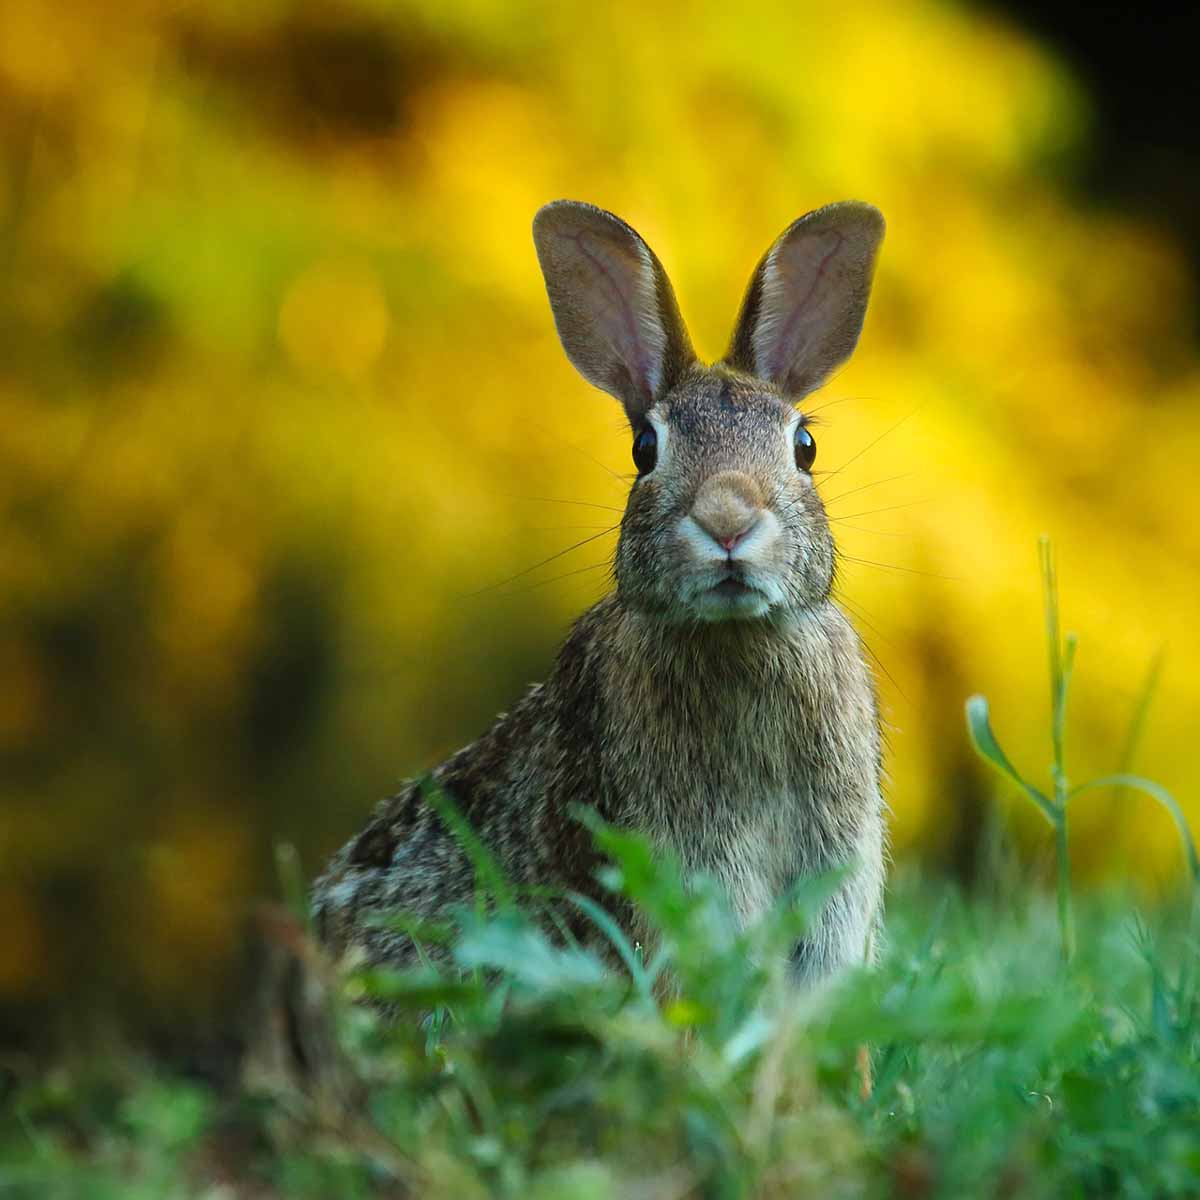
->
xmin=5 ymin=853 xmax=1200 ymax=1197
xmin=967 ymin=538 xmax=1198 ymax=962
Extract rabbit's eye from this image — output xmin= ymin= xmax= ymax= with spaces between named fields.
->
xmin=632 ymin=424 xmax=658 ymax=475
xmin=793 ymin=424 xmax=816 ymax=472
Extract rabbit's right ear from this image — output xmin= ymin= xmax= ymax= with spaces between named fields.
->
xmin=724 ymin=202 xmax=885 ymax=399
xmin=533 ymin=201 xmax=695 ymax=422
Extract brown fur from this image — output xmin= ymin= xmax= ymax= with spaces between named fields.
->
xmin=313 ymin=200 xmax=888 ymax=984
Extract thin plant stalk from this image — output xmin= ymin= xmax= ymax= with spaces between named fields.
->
xmin=968 ymin=539 xmax=1197 ymax=968
xmin=1040 ymin=536 xmax=1075 ymax=962
xmin=1053 ymin=815 xmax=1073 ymax=962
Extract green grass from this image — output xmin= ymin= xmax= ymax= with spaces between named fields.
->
xmin=3 ymin=870 xmax=1199 ymax=1198
xmin=5 ymin=545 xmax=1199 ymax=1199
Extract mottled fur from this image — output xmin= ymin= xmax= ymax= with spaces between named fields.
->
xmin=313 ymin=200 xmax=888 ymax=984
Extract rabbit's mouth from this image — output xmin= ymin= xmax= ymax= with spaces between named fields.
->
xmin=681 ymin=569 xmax=777 ymax=622
xmin=711 ymin=576 xmax=755 ymax=600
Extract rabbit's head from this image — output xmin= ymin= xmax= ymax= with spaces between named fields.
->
xmin=533 ymin=201 xmax=884 ymax=624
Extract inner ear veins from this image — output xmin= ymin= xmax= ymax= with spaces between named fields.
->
xmin=757 ymin=230 xmax=845 ymax=382
xmin=569 ymin=229 xmax=664 ymax=402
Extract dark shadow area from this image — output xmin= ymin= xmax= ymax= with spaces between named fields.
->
xmin=986 ymin=0 xmax=1200 ymax=323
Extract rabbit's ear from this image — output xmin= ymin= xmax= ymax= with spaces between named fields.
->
xmin=724 ymin=202 xmax=884 ymax=399
xmin=533 ymin=201 xmax=695 ymax=421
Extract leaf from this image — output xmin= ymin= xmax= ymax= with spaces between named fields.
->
xmin=572 ymin=807 xmax=667 ymax=897
xmin=1069 ymin=773 xmax=1200 ymax=884
xmin=721 ymin=1011 xmax=774 ymax=1068
xmin=777 ymin=867 xmax=849 ymax=928
xmin=664 ymin=997 xmax=714 ymax=1028
xmin=566 ymin=891 xmax=652 ymax=998
xmin=571 ymin=805 xmax=695 ymax=939
xmin=749 ymin=866 xmax=850 ymax=962
xmin=420 ymin=777 xmax=516 ymax=907
xmin=350 ymin=967 xmax=485 ymax=1008
xmin=453 ymin=911 xmax=609 ymax=992
xmin=965 ymin=695 xmax=1057 ymax=823
xmin=370 ymin=911 xmax=457 ymax=945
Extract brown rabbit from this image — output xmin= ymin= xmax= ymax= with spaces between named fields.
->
xmin=313 ymin=200 xmax=887 ymax=984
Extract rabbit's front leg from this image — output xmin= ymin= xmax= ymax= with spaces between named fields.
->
xmin=788 ymin=851 xmax=883 ymax=984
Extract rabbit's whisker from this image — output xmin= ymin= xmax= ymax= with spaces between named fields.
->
xmin=819 ymin=409 xmax=921 ymax=489
xmin=840 ymin=609 xmax=902 ymax=700
xmin=834 ymin=592 xmax=899 ymax=652
xmin=562 ymin=438 xmax=630 ymax=488
xmin=801 ymin=394 xmax=858 ymax=418
xmin=830 ymin=523 xmax=908 ymax=538
xmin=822 ymin=473 xmax=913 ymax=507
xmin=837 ymin=552 xmax=958 ymax=582
xmin=461 ymin=526 xmax=621 ymax=598
xmin=828 ymin=499 xmax=931 ymax=521
xmin=512 ymin=495 xmax=625 ymax=514
xmin=520 ymin=561 xmax=614 ymax=593
xmin=813 ymin=354 xmax=857 ymax=394
xmin=773 ymin=474 xmax=913 ymax=523
xmin=524 ymin=524 xmax=621 ymax=532
xmin=836 ymin=592 xmax=908 ymax=701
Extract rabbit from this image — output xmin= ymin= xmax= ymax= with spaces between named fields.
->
xmin=312 ymin=199 xmax=887 ymax=986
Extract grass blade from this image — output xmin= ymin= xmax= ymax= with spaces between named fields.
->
xmin=1116 ymin=650 xmax=1166 ymax=787
xmin=1039 ymin=536 xmax=1064 ymax=768
xmin=965 ymin=695 xmax=1057 ymax=823
xmin=1070 ymin=773 xmax=1200 ymax=885
xmin=567 ymin=891 xmax=652 ymax=998
xmin=420 ymin=777 xmax=515 ymax=907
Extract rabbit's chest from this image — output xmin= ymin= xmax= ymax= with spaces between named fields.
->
xmin=599 ymin=607 xmax=880 ymax=926
xmin=672 ymin=786 xmax=810 ymax=927
xmin=637 ymin=728 xmax=847 ymax=922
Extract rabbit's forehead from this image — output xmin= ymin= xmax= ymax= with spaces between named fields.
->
xmin=657 ymin=373 xmax=792 ymax=449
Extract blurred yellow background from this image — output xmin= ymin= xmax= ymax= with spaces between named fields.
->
xmin=2 ymin=0 xmax=1198 ymax=1027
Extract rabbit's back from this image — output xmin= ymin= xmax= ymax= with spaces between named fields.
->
xmin=312 ymin=604 xmax=619 ymax=963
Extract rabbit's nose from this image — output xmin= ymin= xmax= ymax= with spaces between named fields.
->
xmin=691 ymin=471 xmax=764 ymax=553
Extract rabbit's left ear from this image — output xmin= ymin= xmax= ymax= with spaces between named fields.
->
xmin=724 ymin=202 xmax=884 ymax=399
xmin=533 ymin=201 xmax=695 ymax=422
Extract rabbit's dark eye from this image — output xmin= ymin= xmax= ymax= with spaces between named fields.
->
xmin=632 ymin=424 xmax=658 ymax=475
xmin=793 ymin=424 xmax=816 ymax=472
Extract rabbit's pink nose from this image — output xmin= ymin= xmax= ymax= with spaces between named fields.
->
xmin=714 ymin=522 xmax=756 ymax=553
xmin=691 ymin=471 xmax=765 ymax=554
